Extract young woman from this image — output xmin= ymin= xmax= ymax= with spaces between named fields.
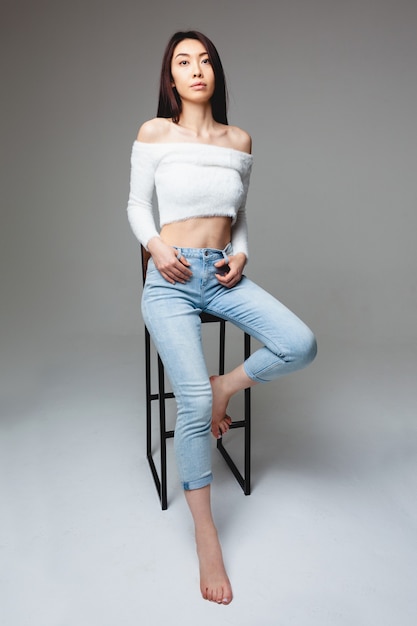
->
xmin=127 ymin=30 xmax=317 ymax=605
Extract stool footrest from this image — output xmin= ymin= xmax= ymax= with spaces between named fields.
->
xmin=150 ymin=392 xmax=175 ymax=401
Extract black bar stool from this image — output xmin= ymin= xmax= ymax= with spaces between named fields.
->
xmin=141 ymin=246 xmax=251 ymax=510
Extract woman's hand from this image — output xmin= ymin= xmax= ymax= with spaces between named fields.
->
xmin=214 ymin=253 xmax=246 ymax=288
xmin=147 ymin=237 xmax=192 ymax=284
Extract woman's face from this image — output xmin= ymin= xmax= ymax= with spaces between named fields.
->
xmin=170 ymin=38 xmax=215 ymax=104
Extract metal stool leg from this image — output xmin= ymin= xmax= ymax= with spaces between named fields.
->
xmin=216 ymin=330 xmax=251 ymax=495
xmin=145 ymin=327 xmax=174 ymax=510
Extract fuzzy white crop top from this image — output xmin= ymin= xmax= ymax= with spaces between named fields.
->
xmin=126 ymin=141 xmax=253 ymax=258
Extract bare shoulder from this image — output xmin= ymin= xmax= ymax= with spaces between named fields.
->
xmin=136 ymin=118 xmax=172 ymax=143
xmin=227 ymin=125 xmax=252 ymax=154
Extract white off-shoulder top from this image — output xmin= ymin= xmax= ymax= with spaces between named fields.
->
xmin=126 ymin=141 xmax=253 ymax=258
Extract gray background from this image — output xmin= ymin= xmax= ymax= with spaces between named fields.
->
xmin=2 ymin=0 xmax=416 ymax=346
xmin=2 ymin=1 xmax=417 ymax=625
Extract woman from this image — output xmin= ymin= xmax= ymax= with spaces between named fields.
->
xmin=127 ymin=30 xmax=317 ymax=605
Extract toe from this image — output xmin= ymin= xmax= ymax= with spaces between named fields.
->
xmin=213 ymin=586 xmax=223 ymax=604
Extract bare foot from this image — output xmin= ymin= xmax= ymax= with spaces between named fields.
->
xmin=210 ymin=375 xmax=232 ymax=438
xmin=196 ymin=524 xmax=233 ymax=604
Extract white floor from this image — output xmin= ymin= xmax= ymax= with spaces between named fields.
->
xmin=1 ymin=333 xmax=417 ymax=626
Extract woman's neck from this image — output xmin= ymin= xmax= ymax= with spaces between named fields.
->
xmin=176 ymin=102 xmax=218 ymax=139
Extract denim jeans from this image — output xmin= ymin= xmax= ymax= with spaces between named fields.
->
xmin=141 ymin=245 xmax=317 ymax=490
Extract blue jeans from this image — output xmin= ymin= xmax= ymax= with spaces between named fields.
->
xmin=141 ymin=245 xmax=317 ymax=490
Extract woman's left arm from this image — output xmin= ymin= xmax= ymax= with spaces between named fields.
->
xmin=215 ymin=128 xmax=253 ymax=288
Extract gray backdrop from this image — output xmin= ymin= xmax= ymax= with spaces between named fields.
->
xmin=2 ymin=4 xmax=417 ymax=624
xmin=2 ymin=0 xmax=417 ymax=356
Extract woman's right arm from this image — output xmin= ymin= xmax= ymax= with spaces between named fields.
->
xmin=126 ymin=122 xmax=192 ymax=284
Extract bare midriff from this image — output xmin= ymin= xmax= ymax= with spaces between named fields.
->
xmin=160 ymin=216 xmax=232 ymax=250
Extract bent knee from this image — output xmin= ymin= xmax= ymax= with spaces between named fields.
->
xmin=294 ymin=328 xmax=317 ymax=368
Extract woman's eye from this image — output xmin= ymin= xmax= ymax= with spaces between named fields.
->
xmin=202 ymin=58 xmax=211 ymax=64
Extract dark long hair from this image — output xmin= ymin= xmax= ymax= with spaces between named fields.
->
xmin=157 ymin=30 xmax=228 ymax=125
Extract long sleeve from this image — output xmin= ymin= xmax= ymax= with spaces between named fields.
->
xmin=230 ymin=163 xmax=252 ymax=259
xmin=126 ymin=141 xmax=160 ymax=249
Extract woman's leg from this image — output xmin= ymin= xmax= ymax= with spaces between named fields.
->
xmin=141 ymin=264 xmax=233 ymax=603
xmin=185 ymin=485 xmax=233 ymax=604
xmin=206 ymin=274 xmax=317 ymax=435
xmin=207 ymin=274 xmax=317 ymax=383
xmin=142 ymin=266 xmax=213 ymax=489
